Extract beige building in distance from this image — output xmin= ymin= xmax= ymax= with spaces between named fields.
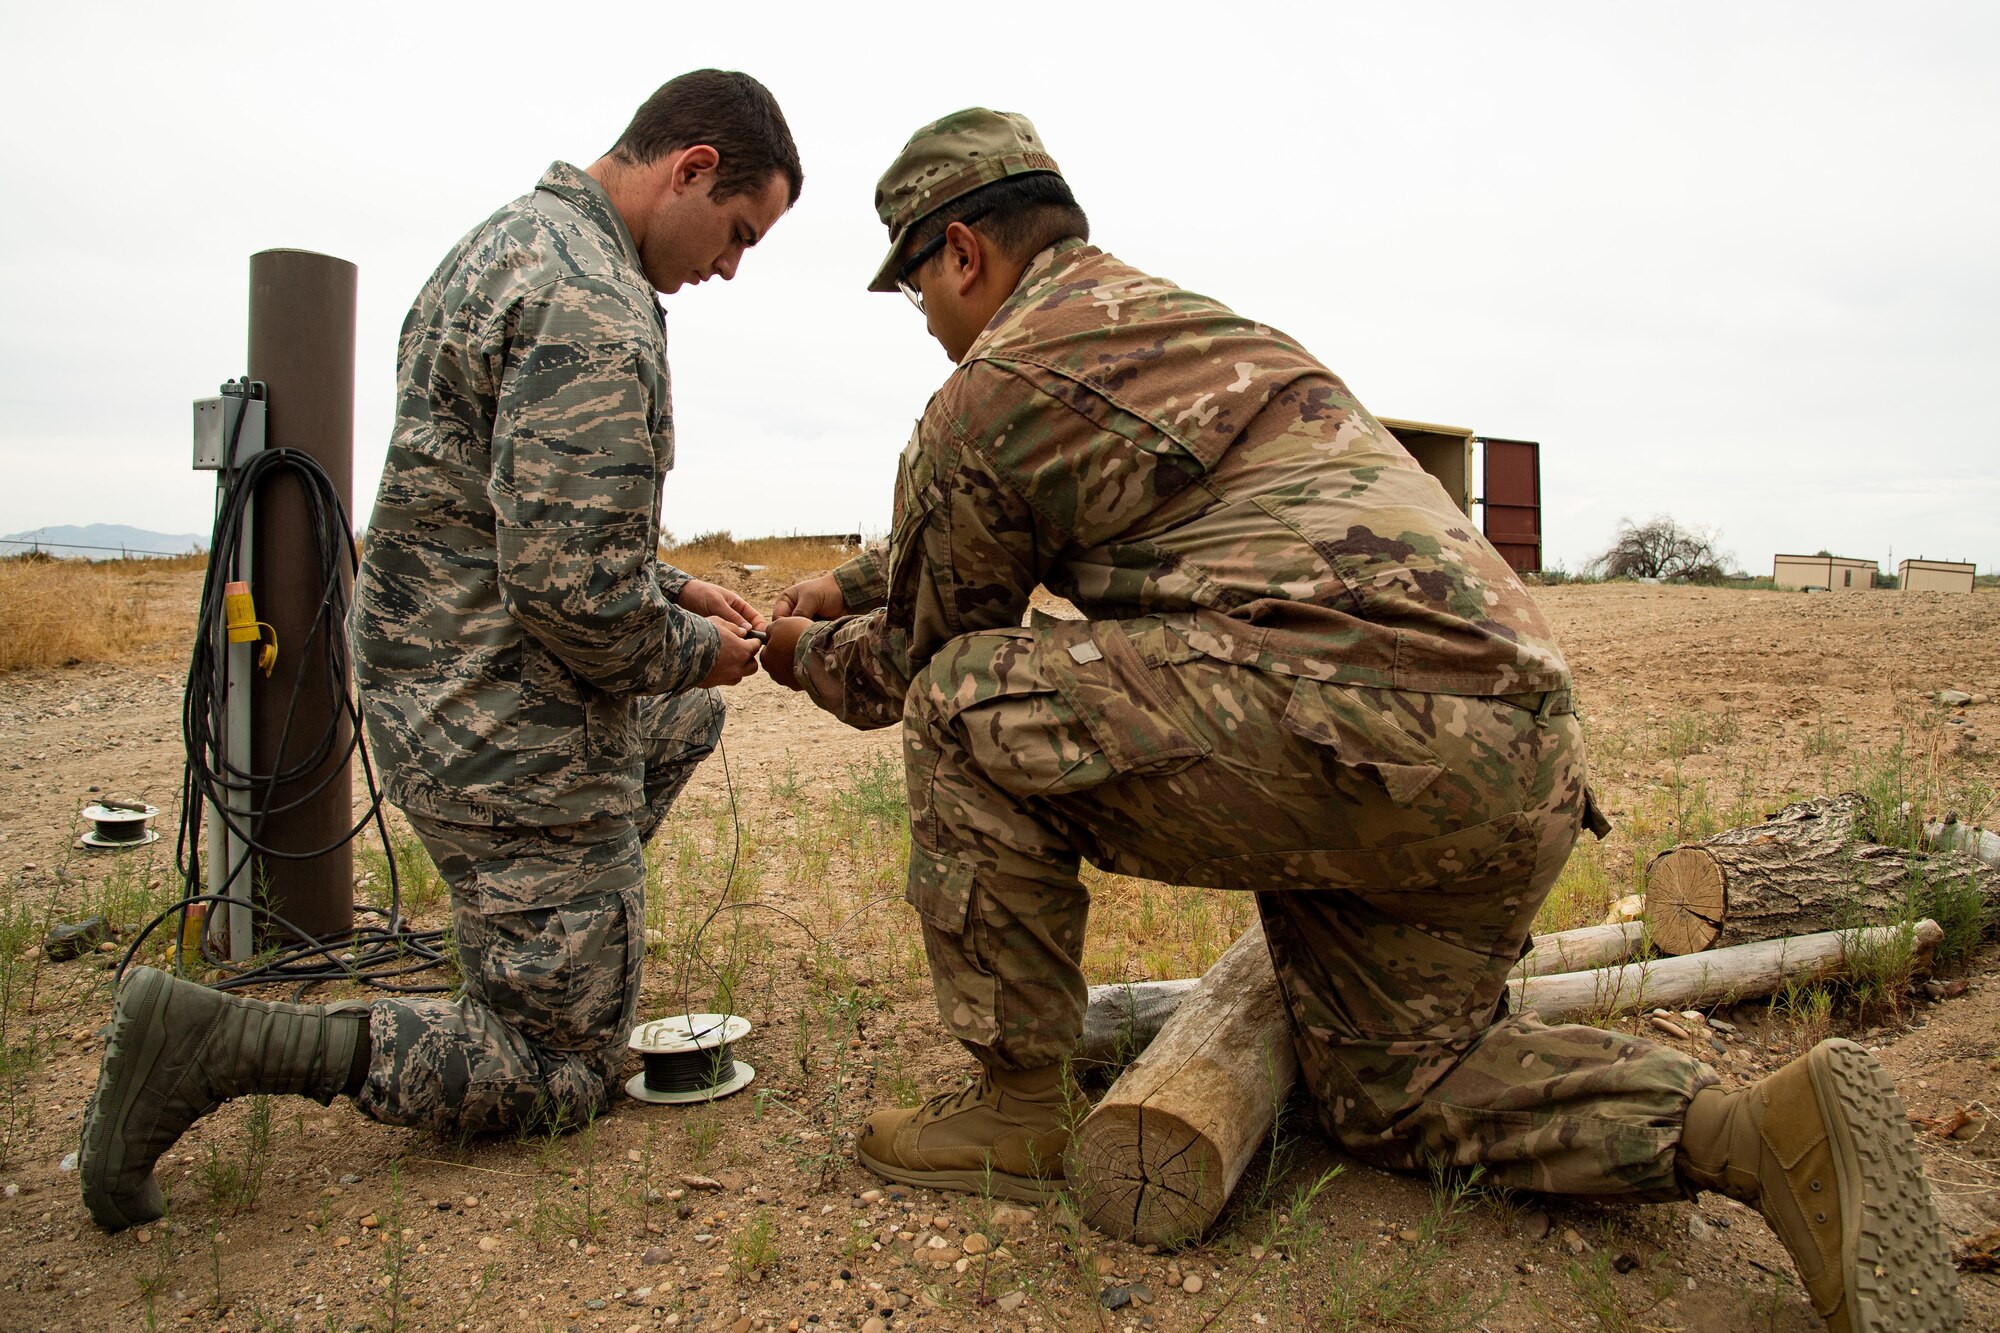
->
xmin=1898 ymin=558 xmax=1976 ymax=593
xmin=1772 ymin=553 xmax=1878 ymax=590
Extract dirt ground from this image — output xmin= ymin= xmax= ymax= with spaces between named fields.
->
xmin=1 ymin=580 xmax=1996 ymax=1332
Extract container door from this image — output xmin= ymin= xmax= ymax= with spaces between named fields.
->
xmin=1480 ymin=437 xmax=1542 ymax=573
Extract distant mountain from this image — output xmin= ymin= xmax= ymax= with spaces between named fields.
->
xmin=1 ymin=524 xmax=208 ymax=559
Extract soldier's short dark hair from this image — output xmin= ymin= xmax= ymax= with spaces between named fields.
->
xmin=904 ymin=172 xmax=1089 ymax=270
xmin=609 ymin=70 xmax=803 ymax=206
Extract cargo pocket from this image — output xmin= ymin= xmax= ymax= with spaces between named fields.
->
xmin=1279 ymin=677 xmax=1445 ymax=805
xmin=903 ymin=844 xmax=999 ymax=1046
xmin=1042 ymin=620 xmax=1209 ymax=777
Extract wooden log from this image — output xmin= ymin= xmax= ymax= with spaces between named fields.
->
xmin=1645 ymin=794 xmax=2000 ymax=955
xmin=1077 ymin=978 xmax=1200 ymax=1067
xmin=1074 ymin=922 xmax=1643 ymax=1065
xmin=1067 ymin=922 xmax=1296 ymax=1248
xmin=1069 ymin=917 xmax=1943 ymax=1245
xmin=1928 ymin=820 xmax=2000 ymax=870
xmin=1510 ymin=921 xmax=1645 ymax=981
xmin=1514 ymin=919 xmax=1942 ymax=1019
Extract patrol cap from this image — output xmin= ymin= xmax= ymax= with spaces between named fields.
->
xmin=867 ymin=108 xmax=1062 ymax=293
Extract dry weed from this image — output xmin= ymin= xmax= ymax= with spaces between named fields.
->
xmin=661 ymin=532 xmax=867 ymax=589
xmin=0 ymin=552 xmax=203 ymax=672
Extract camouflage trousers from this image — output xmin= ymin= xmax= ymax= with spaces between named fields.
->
xmin=351 ymin=688 xmax=723 ymax=1136
xmin=902 ymin=617 xmax=1716 ymax=1198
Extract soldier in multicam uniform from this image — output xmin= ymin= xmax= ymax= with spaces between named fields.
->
xmin=761 ymin=110 xmax=1957 ymax=1331
xmin=80 ymin=70 xmax=801 ymax=1232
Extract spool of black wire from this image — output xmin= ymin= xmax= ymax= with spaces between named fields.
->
xmin=79 ymin=802 xmax=160 ymax=851
xmin=625 ymin=1014 xmax=754 ymax=1104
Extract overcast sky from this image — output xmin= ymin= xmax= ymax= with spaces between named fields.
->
xmin=3 ymin=1 xmax=1995 ymax=575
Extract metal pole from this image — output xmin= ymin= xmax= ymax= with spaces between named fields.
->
xmin=246 ymin=249 xmax=356 ymax=945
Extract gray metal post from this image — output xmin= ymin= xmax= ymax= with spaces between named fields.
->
xmin=245 ymin=249 xmax=357 ymax=945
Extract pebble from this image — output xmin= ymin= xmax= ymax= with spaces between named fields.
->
xmin=1522 ymin=1209 xmax=1551 ymax=1240
xmin=1562 ymin=1228 xmax=1586 ymax=1255
xmin=477 ymin=1236 xmax=500 ymax=1252
xmin=862 ymin=1320 xmax=888 ymax=1333
xmin=996 ymin=1290 xmax=1026 ymax=1313
xmin=990 ymin=1202 xmax=1037 ymax=1232
xmin=1614 ymin=1253 xmax=1640 ymax=1273
xmin=57 ymin=1152 xmax=77 ymax=1172
xmin=1707 ymin=1018 xmax=1738 ymax=1034
xmin=1687 ymin=1215 xmax=1712 ymax=1242
xmin=1397 ymin=1229 xmax=1420 ymax=1243
xmin=1181 ymin=1274 xmax=1203 ymax=1295
xmin=641 ymin=1246 xmax=667 ymax=1265
xmin=1130 ymin=1282 xmax=1156 ymax=1304
xmin=680 ymin=1174 xmax=723 ymax=1191
xmin=339 ymin=1173 xmax=360 ymax=1185
xmin=1099 ymin=1285 xmax=1133 ymax=1310
xmin=962 ymin=1233 xmax=992 ymax=1255
xmin=1648 ymin=1016 xmax=1691 ymax=1041
xmin=859 ymin=1189 xmax=883 ymax=1203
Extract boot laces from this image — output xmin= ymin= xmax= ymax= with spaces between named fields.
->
xmin=918 ymin=1072 xmax=993 ymax=1121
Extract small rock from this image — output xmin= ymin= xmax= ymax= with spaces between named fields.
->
xmin=1 ymin=1184 xmax=16 ymax=1199
xmin=1130 ymin=1282 xmax=1156 ymax=1304
xmin=1099 ymin=1285 xmax=1133 ymax=1310
xmin=1678 ymin=1010 xmax=1706 ymax=1025
xmin=1562 ymin=1228 xmax=1586 ymax=1255
xmin=640 ymin=1246 xmax=667 ymax=1265
xmin=339 ymin=1173 xmax=360 ymax=1185
xmin=1937 ymin=690 xmax=1973 ymax=707
xmin=1707 ymin=1017 xmax=1738 ymax=1034
xmin=995 ymin=1290 xmax=1026 ymax=1313
xmin=990 ymin=1201 xmax=1037 ymax=1232
xmin=57 ymin=1152 xmax=78 ymax=1172
xmin=1649 ymin=1016 xmax=1691 ymax=1041
xmin=333 ymin=1235 xmax=351 ymax=1248
xmin=859 ymin=1188 xmax=883 ymax=1204
xmin=1687 ymin=1214 xmax=1713 ymax=1242
xmin=1181 ymin=1274 xmax=1204 ymax=1295
xmin=680 ymin=1174 xmax=723 ymax=1191
xmin=1397 ymin=1228 xmax=1420 ymax=1244
xmin=1613 ymin=1252 xmax=1640 ymax=1273
xmin=585 ymin=1299 xmax=606 ymax=1311
xmin=862 ymin=1320 xmax=888 ymax=1333
xmin=962 ymin=1233 xmax=992 ymax=1255
xmin=477 ymin=1236 xmax=500 ymax=1252
xmin=43 ymin=918 xmax=110 ymax=961
xmin=1092 ymin=1253 xmax=1117 ymax=1275
xmin=1522 ymin=1209 xmax=1551 ymax=1240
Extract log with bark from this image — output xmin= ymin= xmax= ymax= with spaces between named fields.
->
xmin=1644 ymin=794 xmax=1999 ymax=956
xmin=1069 ymin=915 xmax=1943 ymax=1245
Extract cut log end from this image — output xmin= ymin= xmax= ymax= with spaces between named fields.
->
xmin=1067 ymin=1103 xmax=1226 ymax=1247
xmin=1645 ymin=846 xmax=1725 ymax=955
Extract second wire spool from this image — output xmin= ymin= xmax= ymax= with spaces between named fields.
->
xmin=625 ymin=1013 xmax=755 ymax=1105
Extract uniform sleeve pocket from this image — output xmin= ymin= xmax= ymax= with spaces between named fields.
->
xmin=1280 ymin=677 xmax=1445 ymax=804
xmin=905 ymin=843 xmax=976 ymax=933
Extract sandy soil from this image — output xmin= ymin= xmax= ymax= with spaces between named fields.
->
xmin=0 ymin=580 xmax=1996 ymax=1332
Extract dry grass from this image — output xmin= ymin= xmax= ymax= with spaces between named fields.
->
xmin=0 ymin=552 xmax=204 ymax=673
xmin=661 ymin=532 xmax=868 ymax=589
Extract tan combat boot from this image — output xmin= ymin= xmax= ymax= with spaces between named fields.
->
xmin=1675 ymin=1037 xmax=1960 ymax=1332
xmin=80 ymin=967 xmax=369 ymax=1233
xmin=856 ymin=1064 xmax=1080 ymax=1202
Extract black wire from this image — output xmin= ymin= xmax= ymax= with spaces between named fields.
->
xmin=117 ymin=429 xmax=449 ymax=999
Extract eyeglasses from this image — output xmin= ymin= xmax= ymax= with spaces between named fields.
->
xmin=896 ymin=210 xmax=989 ymax=313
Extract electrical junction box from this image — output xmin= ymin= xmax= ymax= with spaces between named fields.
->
xmin=192 ymin=382 xmax=267 ymax=470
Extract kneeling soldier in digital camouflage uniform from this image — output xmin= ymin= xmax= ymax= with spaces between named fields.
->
xmin=80 ymin=70 xmax=799 ymax=1233
xmin=760 ymin=109 xmax=1958 ymax=1332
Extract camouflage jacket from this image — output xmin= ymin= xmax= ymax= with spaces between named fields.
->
xmin=352 ymin=162 xmax=719 ymax=827
xmin=797 ymin=240 xmax=1568 ymax=730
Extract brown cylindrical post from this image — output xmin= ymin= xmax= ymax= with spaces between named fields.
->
xmin=246 ymin=248 xmax=357 ymax=943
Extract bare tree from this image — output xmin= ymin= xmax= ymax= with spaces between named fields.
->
xmin=1589 ymin=516 xmax=1730 ymax=583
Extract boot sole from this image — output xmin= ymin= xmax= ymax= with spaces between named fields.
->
xmin=855 ymin=1138 xmax=1060 ymax=1205
xmin=1809 ymin=1038 xmax=1961 ymax=1331
xmin=79 ymin=967 xmax=175 ymax=1232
